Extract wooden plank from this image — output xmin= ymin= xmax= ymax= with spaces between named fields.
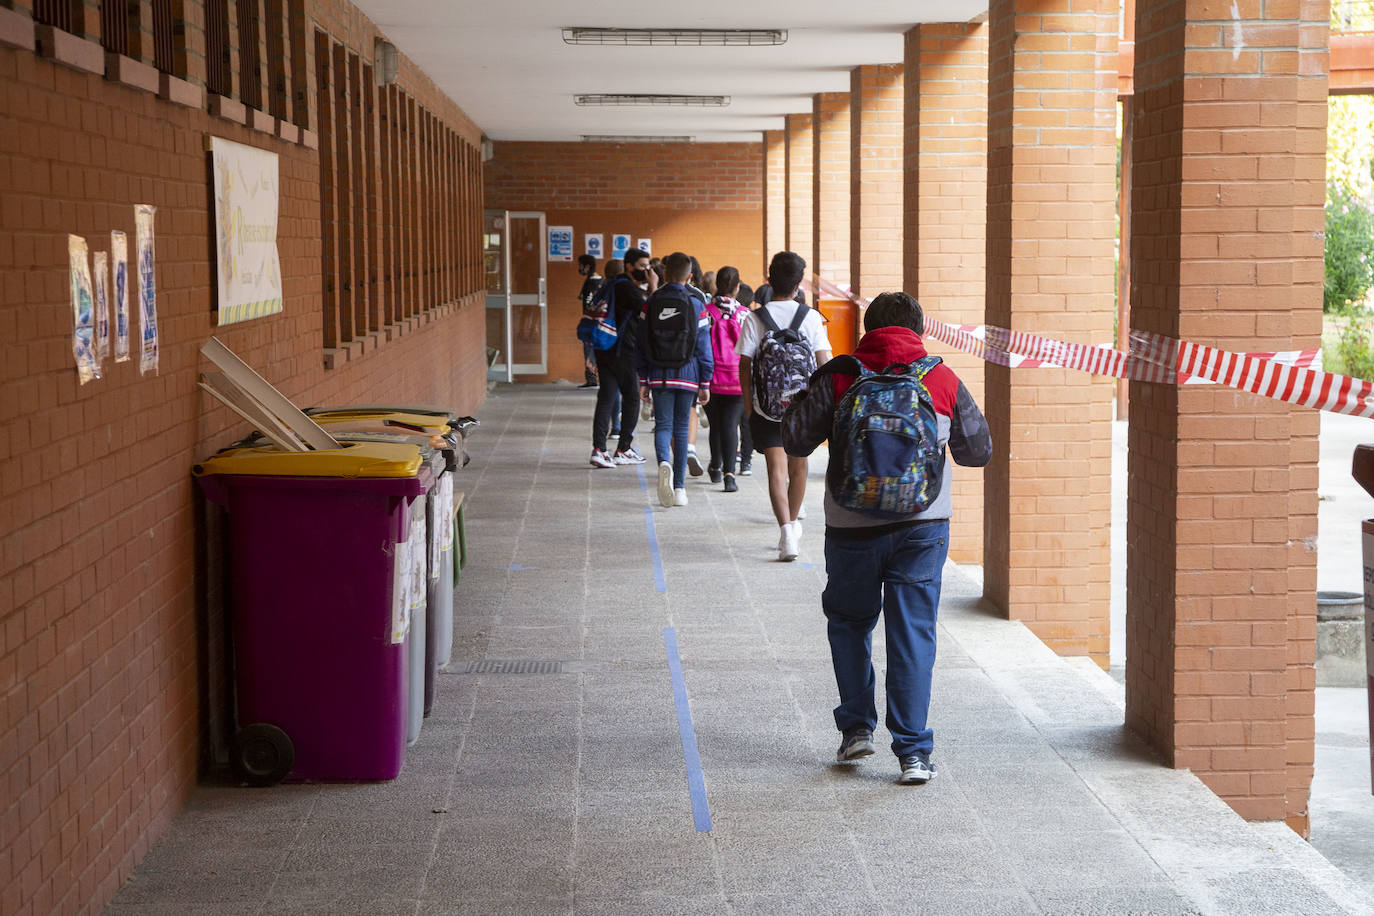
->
xmin=200 ymin=337 xmax=341 ymax=449
xmin=198 ymin=376 xmax=307 ymax=452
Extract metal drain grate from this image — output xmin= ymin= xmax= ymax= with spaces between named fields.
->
xmin=464 ymin=659 xmax=564 ymax=675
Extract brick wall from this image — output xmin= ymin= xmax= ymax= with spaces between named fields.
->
xmin=983 ymin=0 xmax=1117 ymax=661
xmin=0 ymin=4 xmax=487 ymax=912
xmin=849 ymin=64 xmax=903 ymax=302
xmin=904 ymin=23 xmax=989 ymax=567
xmin=763 ymin=129 xmax=785 ymax=277
xmin=1125 ymin=0 xmax=1325 ymax=827
xmin=784 ymin=113 xmax=813 ymax=262
xmin=812 ymin=91 xmax=850 ymax=288
xmin=483 ymin=141 xmax=763 ymax=384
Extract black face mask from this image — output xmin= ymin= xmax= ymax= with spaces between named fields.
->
xmin=632 ymin=268 xmax=648 ymax=282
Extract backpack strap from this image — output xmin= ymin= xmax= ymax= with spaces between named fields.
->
xmin=911 ymin=355 xmax=943 ymax=380
xmin=756 ymin=307 xmax=782 ymax=335
xmin=787 ymin=303 xmax=810 ymax=332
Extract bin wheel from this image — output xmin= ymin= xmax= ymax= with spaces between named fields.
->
xmin=232 ymin=723 xmax=294 ymax=787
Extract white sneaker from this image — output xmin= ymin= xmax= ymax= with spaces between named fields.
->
xmin=777 ymin=523 xmax=791 ymax=552
xmin=641 ymin=399 xmax=653 ymax=422
xmin=797 ymin=504 xmax=807 ymax=520
xmin=673 ymin=488 xmax=688 ymax=507
xmin=590 ymin=449 xmax=614 ymax=469
xmin=792 ymin=519 xmax=803 ymax=542
xmin=687 ymin=448 xmax=704 ymax=477
xmin=657 ymin=461 xmax=674 ymax=508
xmin=779 ymin=522 xmax=799 ymax=562
xmin=613 ymin=447 xmax=646 ymax=465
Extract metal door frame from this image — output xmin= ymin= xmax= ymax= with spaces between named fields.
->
xmin=484 ymin=209 xmax=513 ymax=383
xmin=507 ymin=211 xmax=548 ymax=375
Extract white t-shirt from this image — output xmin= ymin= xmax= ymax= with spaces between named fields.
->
xmin=735 ymin=301 xmax=832 ymax=360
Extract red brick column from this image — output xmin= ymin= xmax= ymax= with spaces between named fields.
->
xmin=1127 ymin=0 xmax=1327 ymax=829
xmin=763 ymin=129 xmax=786 ymax=275
xmin=849 ymin=64 xmax=903 ymax=302
xmin=983 ymin=1 xmax=1117 ymax=660
xmin=812 ymin=91 xmax=851 ymax=289
xmin=904 ymin=22 xmax=989 ymax=567
xmin=784 ymin=112 xmax=813 ymax=260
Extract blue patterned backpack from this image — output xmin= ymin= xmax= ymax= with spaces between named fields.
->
xmin=830 ymin=355 xmax=944 ymax=518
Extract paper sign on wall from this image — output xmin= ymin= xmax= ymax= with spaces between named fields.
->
xmin=548 ymin=225 xmax=574 ymax=262
xmin=68 ymin=235 xmax=98 ymax=385
xmin=93 ymin=250 xmax=110 ymax=365
xmin=135 ymin=204 xmax=159 ymax=375
xmin=611 ymin=234 xmax=631 ymax=259
xmin=585 ymin=234 xmax=604 ymax=259
xmin=210 ymin=136 xmax=283 ymax=326
xmin=637 ymin=238 xmax=652 ymax=256
xmin=111 ymin=231 xmax=130 ymax=363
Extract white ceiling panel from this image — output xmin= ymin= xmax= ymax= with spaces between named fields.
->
xmin=355 ymin=2 xmax=989 ymax=142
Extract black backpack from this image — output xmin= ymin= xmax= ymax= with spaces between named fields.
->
xmin=644 ymin=286 xmax=698 ymax=368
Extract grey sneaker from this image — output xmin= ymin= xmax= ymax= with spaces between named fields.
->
xmin=836 ymin=728 xmax=875 ymax=763
xmin=897 ymin=751 xmax=936 ymax=784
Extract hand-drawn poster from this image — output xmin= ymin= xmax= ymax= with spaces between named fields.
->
xmin=93 ymin=250 xmax=110 ymax=364
xmin=68 ymin=235 xmax=98 ymax=384
xmin=111 ymin=230 xmax=130 ymax=362
xmin=135 ymin=204 xmax=159 ymax=375
xmin=210 ymin=137 xmax=283 ymax=325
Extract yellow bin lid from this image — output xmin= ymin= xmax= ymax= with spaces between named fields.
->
xmin=309 ymin=409 xmax=451 ymax=435
xmin=194 ymin=441 xmax=424 ymax=478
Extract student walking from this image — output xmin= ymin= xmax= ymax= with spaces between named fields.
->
xmin=782 ymin=291 xmax=992 ymax=785
xmin=589 ymin=249 xmax=654 ymax=468
xmin=637 ymin=252 xmax=714 ymax=508
xmin=702 ymin=266 xmax=748 ymax=492
xmin=737 ymin=251 xmax=831 ymax=561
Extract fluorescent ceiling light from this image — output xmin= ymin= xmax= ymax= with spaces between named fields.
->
xmin=582 ymin=135 xmax=695 ymax=143
xmin=563 ymin=28 xmax=786 ymax=47
xmin=575 ymin=94 xmax=730 ymax=107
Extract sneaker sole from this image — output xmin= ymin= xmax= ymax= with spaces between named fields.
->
xmin=687 ymin=454 xmax=704 ymax=477
xmin=837 ymin=746 xmax=875 ymax=763
xmin=657 ymin=465 xmax=674 ymax=508
xmin=897 ymin=769 xmax=935 ymax=785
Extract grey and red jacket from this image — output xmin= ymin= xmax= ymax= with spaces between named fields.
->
xmin=782 ymin=326 xmax=993 ymax=538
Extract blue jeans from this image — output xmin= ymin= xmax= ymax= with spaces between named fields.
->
xmin=651 ymin=388 xmax=695 ymax=488
xmin=822 ymin=521 xmax=949 ymax=757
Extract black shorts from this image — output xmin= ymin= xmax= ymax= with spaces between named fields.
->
xmin=749 ymin=413 xmax=784 ymax=451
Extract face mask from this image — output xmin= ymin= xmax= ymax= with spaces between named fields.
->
xmin=633 ymin=269 xmax=648 ymax=282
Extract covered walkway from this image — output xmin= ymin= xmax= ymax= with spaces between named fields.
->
xmin=106 ymin=387 xmax=1370 ymax=916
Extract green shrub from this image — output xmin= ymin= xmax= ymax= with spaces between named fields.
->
xmin=1325 ymin=184 xmax=1374 ymax=314
xmin=1331 ymin=310 xmax=1374 ymax=382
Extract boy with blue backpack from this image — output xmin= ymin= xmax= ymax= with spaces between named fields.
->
xmin=782 ymin=291 xmax=992 ymax=785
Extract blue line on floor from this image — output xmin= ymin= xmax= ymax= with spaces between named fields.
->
xmin=644 ymin=506 xmax=667 ymax=593
xmin=635 ymin=459 xmax=648 ymax=492
xmin=664 ymin=627 xmax=712 ymax=832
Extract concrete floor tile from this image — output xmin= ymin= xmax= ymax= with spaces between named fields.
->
xmin=726 ymin=891 xmax=884 ymax=915
xmin=1030 ymin=884 xmax=1203 ymax=915
xmin=572 ymin=836 xmax=718 ymax=900
xmin=572 ymin=895 xmax=725 ymax=915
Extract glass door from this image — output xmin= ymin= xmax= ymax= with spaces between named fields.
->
xmin=484 ymin=210 xmax=512 ymax=382
xmin=507 ymin=211 xmax=547 ymax=375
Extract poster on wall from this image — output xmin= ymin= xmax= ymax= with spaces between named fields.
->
xmin=611 ymin=234 xmax=630 ymax=259
xmin=548 ymin=225 xmax=574 ymax=262
xmin=93 ymin=250 xmax=110 ymax=364
xmin=585 ymin=233 xmax=604 ymax=259
xmin=210 ymin=136 xmax=283 ymax=326
xmin=637 ymin=238 xmax=652 ymax=256
xmin=68 ymin=235 xmax=99 ymax=385
xmin=135 ymin=203 xmax=159 ymax=376
xmin=111 ymin=230 xmax=130 ymax=362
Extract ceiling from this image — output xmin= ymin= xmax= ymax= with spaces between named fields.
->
xmin=356 ymin=1 xmax=990 ymax=143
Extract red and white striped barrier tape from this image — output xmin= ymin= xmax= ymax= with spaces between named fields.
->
xmin=810 ymin=275 xmax=1373 ymax=418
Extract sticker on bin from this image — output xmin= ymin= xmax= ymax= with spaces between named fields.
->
xmin=438 ymin=474 xmax=454 ymax=553
xmin=408 ymin=510 xmax=427 ymax=614
xmin=392 ymin=537 xmax=411 ymax=644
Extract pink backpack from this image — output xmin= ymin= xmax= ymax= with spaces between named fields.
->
xmin=705 ymin=297 xmax=746 ymax=395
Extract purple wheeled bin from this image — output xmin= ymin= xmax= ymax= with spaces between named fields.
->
xmin=195 ymin=442 xmax=434 ymax=784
